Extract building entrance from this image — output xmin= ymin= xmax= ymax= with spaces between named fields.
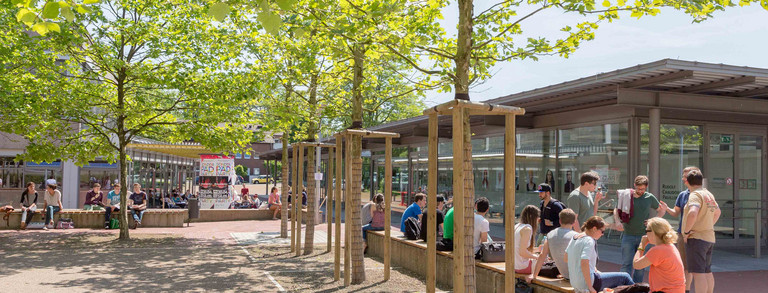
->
xmin=706 ymin=128 xmax=766 ymax=249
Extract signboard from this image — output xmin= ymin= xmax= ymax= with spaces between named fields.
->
xmin=592 ymin=166 xmax=620 ymax=185
xmin=199 ymin=155 xmax=235 ymax=209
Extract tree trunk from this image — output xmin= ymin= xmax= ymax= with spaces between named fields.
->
xmin=455 ymin=0 xmax=476 ymax=291
xmin=118 ymin=142 xmax=130 ymax=240
xmin=349 ymin=44 xmax=366 ymax=284
xmin=304 ymin=72 xmax=319 ymax=254
xmin=281 ymin=135 xmax=290 ymax=238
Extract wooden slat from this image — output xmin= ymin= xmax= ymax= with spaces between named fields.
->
xmin=291 ymin=147 xmax=298 ymax=252
xmin=296 ymin=145 xmax=304 ymax=257
xmin=504 ymin=113 xmax=517 ymax=293
xmin=384 ymin=137 xmax=393 ymax=281
xmin=452 ymin=108 xmax=466 ymax=293
xmin=344 ymin=135 xmax=351 ymax=286
xmin=298 ymin=142 xmax=337 ymax=148
xmin=427 ymin=113 xmax=438 ymax=292
xmin=327 ymin=147 xmax=333 ymax=253
xmin=423 ymin=99 xmax=525 ymax=115
xmin=334 ymin=138 xmax=342 ymax=281
xmin=341 ymin=129 xmax=401 ymax=138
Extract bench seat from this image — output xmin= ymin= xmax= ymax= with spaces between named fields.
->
xmin=366 ymin=230 xmax=574 ymax=293
xmin=1 ymin=209 xmax=187 ymax=229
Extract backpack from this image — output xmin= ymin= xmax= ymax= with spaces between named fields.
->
xmin=57 ymin=218 xmax=75 ymax=229
xmin=109 ymin=218 xmax=120 ymax=229
xmin=403 ymin=217 xmax=421 ymax=240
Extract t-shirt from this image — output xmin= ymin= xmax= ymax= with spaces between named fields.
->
xmin=44 ymin=190 xmax=62 ymax=206
xmin=540 ymin=199 xmax=565 ymax=234
xmin=546 ymin=228 xmax=578 ymax=279
xmin=84 ymin=190 xmax=104 ymax=206
xmin=241 ymin=188 xmax=249 ymax=196
xmin=644 ymin=244 xmax=685 ymax=293
xmin=129 ymin=192 xmax=147 ymax=206
xmin=361 ymin=202 xmax=374 ymax=225
xmin=621 ymin=192 xmax=660 ymax=236
xmin=683 ymin=188 xmax=719 ymax=243
xmin=565 ymin=236 xmax=597 ymax=292
xmin=419 ymin=209 xmax=445 ymax=241
xmin=443 ymin=207 xmax=454 ymax=240
xmin=20 ymin=190 xmax=39 ymax=207
xmin=107 ymin=190 xmax=121 ymax=206
xmin=400 ymin=203 xmax=422 ymax=232
xmin=473 ymin=213 xmax=490 ymax=253
xmin=514 ymin=223 xmax=532 ymax=270
xmin=674 ymin=190 xmax=690 ymax=233
xmin=567 ymin=188 xmax=595 ymax=227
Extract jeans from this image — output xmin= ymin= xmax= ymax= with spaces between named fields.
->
xmin=621 ymin=234 xmax=651 ymax=282
xmin=45 ymin=206 xmax=61 ymax=225
xmin=593 ymin=271 xmax=634 ymax=291
xmin=131 ymin=209 xmax=146 ymax=222
xmin=105 ymin=206 xmax=119 ymax=224
xmin=362 ymin=224 xmax=384 ymax=240
xmin=21 ymin=206 xmax=37 ymax=225
xmin=83 ymin=204 xmax=104 ymax=211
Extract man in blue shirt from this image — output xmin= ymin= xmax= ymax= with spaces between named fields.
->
xmin=400 ymin=193 xmax=426 ymax=232
xmin=661 ymin=166 xmax=699 ymax=293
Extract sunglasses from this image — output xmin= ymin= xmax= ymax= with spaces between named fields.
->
xmin=599 ymin=228 xmax=606 ymax=234
xmin=645 ymin=229 xmax=653 ymax=233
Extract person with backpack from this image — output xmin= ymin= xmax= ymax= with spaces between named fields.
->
xmin=535 ymin=183 xmax=565 ymax=244
xmin=420 ymin=195 xmax=446 ymax=242
xmin=400 ymin=193 xmax=425 ymax=234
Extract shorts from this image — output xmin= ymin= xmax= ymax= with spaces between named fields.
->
xmin=686 ymin=238 xmax=714 ymax=273
xmin=677 ymin=232 xmax=687 ymax=271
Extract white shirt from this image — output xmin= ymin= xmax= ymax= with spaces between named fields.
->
xmin=473 ymin=213 xmax=491 ymax=253
xmin=565 ymin=236 xmax=597 ymax=292
xmin=514 ymin=223 xmax=532 ymax=270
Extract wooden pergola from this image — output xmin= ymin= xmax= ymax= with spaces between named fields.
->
xmin=333 ymin=129 xmax=399 ymax=285
xmin=423 ymin=100 xmax=524 ymax=293
xmin=290 ymin=141 xmax=336 ymax=256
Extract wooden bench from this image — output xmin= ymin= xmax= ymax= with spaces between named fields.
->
xmin=1 ymin=209 xmax=187 ymax=229
xmin=366 ymin=230 xmax=574 ymax=293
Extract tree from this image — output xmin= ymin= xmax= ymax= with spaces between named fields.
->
xmin=387 ymin=0 xmax=768 ymax=291
xmin=0 ymin=1 xmax=254 ymax=240
xmin=235 ymin=165 xmax=249 ymax=180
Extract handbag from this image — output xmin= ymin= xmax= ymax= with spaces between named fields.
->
xmin=515 ymin=278 xmax=533 ymax=293
xmin=57 ymin=218 xmax=75 ymax=229
xmin=109 ymin=218 xmax=120 ymax=229
xmin=538 ymin=260 xmax=560 ymax=278
xmin=480 ymin=241 xmax=506 ymax=263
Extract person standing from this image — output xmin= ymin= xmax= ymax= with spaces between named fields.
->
xmin=19 ymin=182 xmax=39 ymax=230
xmin=83 ymin=183 xmax=105 ymax=211
xmin=105 ymin=184 xmax=123 ymax=229
xmin=632 ymin=217 xmax=686 ymax=293
xmin=240 ymin=183 xmax=249 ymax=199
xmin=535 ymin=183 xmax=565 ymax=243
xmin=43 ymin=184 xmax=63 ymax=230
xmin=128 ymin=183 xmax=148 ymax=229
xmin=612 ymin=175 xmax=665 ymax=283
xmin=682 ymin=170 xmax=721 ymax=293
xmin=567 ymin=171 xmax=603 ymax=233
xmin=661 ymin=166 xmax=700 ymax=292
xmin=400 ymin=193 xmax=426 ymax=232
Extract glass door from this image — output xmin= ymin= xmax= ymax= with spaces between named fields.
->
xmin=707 ymin=129 xmax=766 ymax=247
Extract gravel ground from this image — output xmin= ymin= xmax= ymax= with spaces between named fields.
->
xmin=0 ymin=231 xmax=446 ymax=292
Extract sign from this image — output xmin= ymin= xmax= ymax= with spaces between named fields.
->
xmin=721 ymin=135 xmax=732 ymax=144
xmin=592 ymin=166 xmax=620 ymax=185
xmin=314 ymin=172 xmax=323 ymax=181
xmin=739 ymin=179 xmax=758 ymax=190
xmin=726 ymin=177 xmax=733 ymax=185
xmin=199 ymin=155 xmax=235 ymax=209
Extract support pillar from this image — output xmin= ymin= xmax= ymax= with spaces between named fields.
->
xmin=649 ymin=108 xmax=661 ymax=198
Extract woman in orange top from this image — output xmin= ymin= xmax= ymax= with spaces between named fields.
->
xmin=633 ymin=217 xmax=686 ymax=293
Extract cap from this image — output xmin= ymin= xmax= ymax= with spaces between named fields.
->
xmin=534 ymin=183 xmax=552 ymax=193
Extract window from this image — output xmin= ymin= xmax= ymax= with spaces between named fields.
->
xmin=235 ymin=153 xmax=242 ymax=159
xmin=640 ymin=123 xmax=703 ymax=207
xmin=244 ymin=153 xmax=251 ymax=159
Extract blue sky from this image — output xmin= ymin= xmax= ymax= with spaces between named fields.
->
xmin=423 ymin=5 xmax=768 ymax=106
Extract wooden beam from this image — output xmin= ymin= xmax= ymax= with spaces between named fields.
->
xmin=384 ymin=137 xmax=393 ymax=281
xmin=504 ymin=113 xmax=517 ymax=293
xmin=413 ymin=125 xmax=452 ymax=138
xmin=291 ymin=147 xmax=298 ymax=252
xmin=344 ymin=135 xmax=351 ymax=286
xmin=327 ymin=147 xmax=333 ymax=253
xmin=452 ymin=108 xmax=466 ymax=293
xmin=423 ymin=99 xmax=525 ymax=115
xmin=621 ymin=70 xmax=695 ymax=88
xmin=341 ymin=129 xmax=401 ymax=138
xmin=296 ymin=145 xmax=304 ymax=257
xmin=298 ymin=142 xmax=337 ymax=148
xmin=334 ymin=137 xmax=342 ymax=281
xmin=426 ymin=113 xmax=438 ymax=293
xmin=734 ymin=86 xmax=768 ymax=97
xmin=676 ymin=76 xmax=756 ymax=93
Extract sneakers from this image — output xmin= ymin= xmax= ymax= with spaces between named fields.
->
xmin=20 ymin=222 xmax=26 ymax=230
xmin=137 ymin=221 xmax=141 ymax=227
xmin=43 ymin=226 xmax=48 ymax=230
xmin=104 ymin=222 xmax=110 ymax=229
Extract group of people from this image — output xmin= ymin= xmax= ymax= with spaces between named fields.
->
xmin=18 ymin=182 xmax=62 ymax=230
xmin=522 ymin=168 xmax=720 ymax=293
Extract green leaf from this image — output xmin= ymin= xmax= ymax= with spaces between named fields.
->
xmin=16 ymin=8 xmax=36 ymax=23
xmin=61 ymin=6 xmax=75 ymax=21
xmin=32 ymin=22 xmax=49 ymax=35
xmin=208 ymin=2 xmax=230 ymax=22
xmin=76 ymin=5 xmax=93 ymax=13
xmin=42 ymin=2 xmax=61 ymax=19
xmin=83 ymin=0 xmax=100 ymax=4
xmin=276 ymin=0 xmax=296 ymax=10
xmin=46 ymin=22 xmax=60 ymax=33
xmin=602 ymin=0 xmax=611 ymax=7
xmin=257 ymin=12 xmax=282 ymax=35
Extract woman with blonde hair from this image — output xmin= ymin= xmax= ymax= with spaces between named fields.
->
xmin=633 ymin=217 xmax=685 ymax=293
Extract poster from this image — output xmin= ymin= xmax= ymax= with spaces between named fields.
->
xmin=591 ymin=166 xmax=620 ymax=185
xmin=199 ymin=155 xmax=235 ymax=209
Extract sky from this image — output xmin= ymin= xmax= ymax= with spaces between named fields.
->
xmin=422 ymin=4 xmax=768 ymax=106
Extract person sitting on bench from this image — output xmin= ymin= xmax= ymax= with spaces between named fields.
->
xmin=83 ymin=183 xmax=105 ymax=211
xmin=514 ymin=205 xmax=540 ymax=273
xmin=104 ymin=184 xmax=122 ymax=229
xmin=420 ymin=195 xmax=445 ymax=242
xmin=19 ymin=182 xmax=39 ymax=230
xmin=128 ymin=183 xmax=148 ymax=229
xmin=473 ymin=197 xmax=492 ymax=259
xmin=43 ymin=184 xmax=62 ymax=230
xmin=528 ymin=208 xmax=578 ymax=283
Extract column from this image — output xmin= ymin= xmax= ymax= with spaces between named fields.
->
xmin=649 ymin=108 xmax=661 ymax=197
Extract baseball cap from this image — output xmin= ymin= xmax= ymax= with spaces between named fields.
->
xmin=534 ymin=183 xmax=552 ymax=193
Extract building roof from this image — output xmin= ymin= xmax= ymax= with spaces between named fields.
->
xmin=128 ymin=137 xmax=209 ymax=159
